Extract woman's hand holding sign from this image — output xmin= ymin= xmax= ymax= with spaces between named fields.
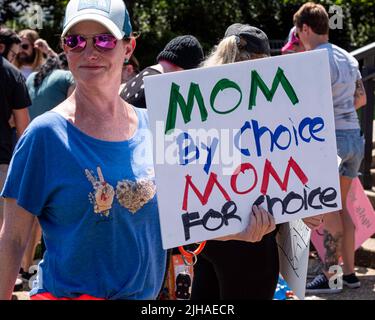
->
xmin=238 ymin=206 xmax=276 ymax=242
xmin=217 ymin=205 xmax=276 ymax=243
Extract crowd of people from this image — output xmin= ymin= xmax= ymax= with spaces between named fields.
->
xmin=0 ymin=0 xmax=369 ymax=300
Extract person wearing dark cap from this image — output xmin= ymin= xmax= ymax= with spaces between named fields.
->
xmin=224 ymin=23 xmax=271 ymax=57
xmin=190 ymin=23 xmax=322 ymax=300
xmin=120 ymin=35 xmax=204 ymax=108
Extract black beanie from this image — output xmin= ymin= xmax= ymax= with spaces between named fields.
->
xmin=157 ymin=35 xmax=204 ymax=70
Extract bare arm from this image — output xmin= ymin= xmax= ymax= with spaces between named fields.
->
xmin=354 ymin=79 xmax=367 ymax=110
xmin=34 ymin=39 xmax=58 ymax=58
xmin=302 ymin=214 xmax=324 ymax=229
xmin=0 ymin=198 xmax=36 ymax=299
xmin=12 ymin=108 xmax=30 ymax=139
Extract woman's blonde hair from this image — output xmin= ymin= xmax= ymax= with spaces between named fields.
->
xmin=202 ymin=35 xmax=268 ymax=67
xmin=14 ymin=29 xmax=45 ymax=71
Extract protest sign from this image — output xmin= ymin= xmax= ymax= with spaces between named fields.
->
xmin=276 ymin=219 xmax=311 ymax=300
xmin=311 ymin=177 xmax=375 ymax=261
xmin=145 ymin=50 xmax=341 ymax=249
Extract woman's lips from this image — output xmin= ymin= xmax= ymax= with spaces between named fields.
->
xmin=79 ymin=65 xmax=105 ymax=69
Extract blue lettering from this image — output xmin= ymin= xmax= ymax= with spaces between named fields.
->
xmin=251 ymin=120 xmax=273 ymax=157
xmin=233 ymin=116 xmax=325 ymax=158
xmin=310 ymin=117 xmax=325 ymax=142
xmin=272 ymin=125 xmax=292 ymax=151
xmin=201 ymin=138 xmax=219 ymax=175
xmin=177 ymin=132 xmax=200 ymax=165
xmin=298 ymin=117 xmax=311 ymax=143
xmin=234 ymin=121 xmax=252 ymax=156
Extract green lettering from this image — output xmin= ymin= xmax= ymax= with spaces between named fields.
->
xmin=210 ymin=79 xmax=242 ymax=114
xmin=165 ymin=82 xmax=208 ymax=134
xmin=249 ymin=67 xmax=299 ymax=109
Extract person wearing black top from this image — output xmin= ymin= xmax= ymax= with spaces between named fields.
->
xmin=190 ymin=24 xmax=323 ymax=300
xmin=0 ymin=27 xmax=31 ymax=229
xmin=120 ymin=35 xmax=204 ymax=108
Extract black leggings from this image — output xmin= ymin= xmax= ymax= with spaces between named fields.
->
xmin=191 ymin=234 xmax=279 ymax=300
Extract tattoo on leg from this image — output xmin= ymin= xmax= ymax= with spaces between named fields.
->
xmin=323 ymin=230 xmax=342 ymax=272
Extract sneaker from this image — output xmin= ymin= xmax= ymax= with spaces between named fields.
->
xmin=20 ymin=268 xmax=37 ymax=281
xmin=343 ymin=273 xmax=361 ymax=289
xmin=306 ymin=273 xmax=342 ymax=294
xmin=13 ymin=277 xmax=23 ymax=292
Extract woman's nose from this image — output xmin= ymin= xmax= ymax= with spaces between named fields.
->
xmin=83 ymin=40 xmax=99 ymax=59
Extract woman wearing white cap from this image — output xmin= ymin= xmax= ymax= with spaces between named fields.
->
xmin=0 ymin=0 xmax=164 ymax=300
xmin=0 ymin=1 xmax=299 ymax=300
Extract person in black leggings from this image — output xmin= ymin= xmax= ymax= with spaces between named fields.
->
xmin=191 ymin=23 xmax=322 ymax=300
xmin=191 ymin=232 xmax=279 ymax=300
xmin=189 ymin=24 xmax=277 ymax=300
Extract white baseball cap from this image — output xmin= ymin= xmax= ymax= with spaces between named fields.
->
xmin=61 ymin=0 xmax=132 ymax=40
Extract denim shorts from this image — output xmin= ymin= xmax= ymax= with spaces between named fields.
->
xmin=336 ymin=129 xmax=364 ymax=178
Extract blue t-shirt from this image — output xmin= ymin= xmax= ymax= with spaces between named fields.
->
xmin=1 ymin=108 xmax=166 ymax=299
xmin=26 ymin=70 xmax=74 ymax=120
xmin=315 ymin=43 xmax=361 ymax=130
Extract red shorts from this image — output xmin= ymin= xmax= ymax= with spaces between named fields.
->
xmin=31 ymin=293 xmax=105 ymax=300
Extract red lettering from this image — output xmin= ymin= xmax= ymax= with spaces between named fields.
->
xmin=182 ymin=172 xmax=231 ymax=211
xmin=231 ymin=163 xmax=258 ymax=195
xmin=261 ymin=157 xmax=308 ymax=195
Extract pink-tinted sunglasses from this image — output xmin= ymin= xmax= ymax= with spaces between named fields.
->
xmin=63 ymin=34 xmax=118 ymax=52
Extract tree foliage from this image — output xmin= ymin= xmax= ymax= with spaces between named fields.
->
xmin=128 ymin=0 xmax=375 ymax=67
xmin=1 ymin=0 xmax=68 ymax=49
xmin=0 ymin=0 xmax=29 ymax=23
xmin=1 ymin=0 xmax=374 ymax=68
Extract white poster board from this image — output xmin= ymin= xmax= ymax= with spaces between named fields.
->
xmin=145 ymin=50 xmax=341 ymax=249
xmin=276 ymin=220 xmax=311 ymax=300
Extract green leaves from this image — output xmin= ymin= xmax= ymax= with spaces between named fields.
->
xmin=2 ymin=1 xmax=373 ymax=66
